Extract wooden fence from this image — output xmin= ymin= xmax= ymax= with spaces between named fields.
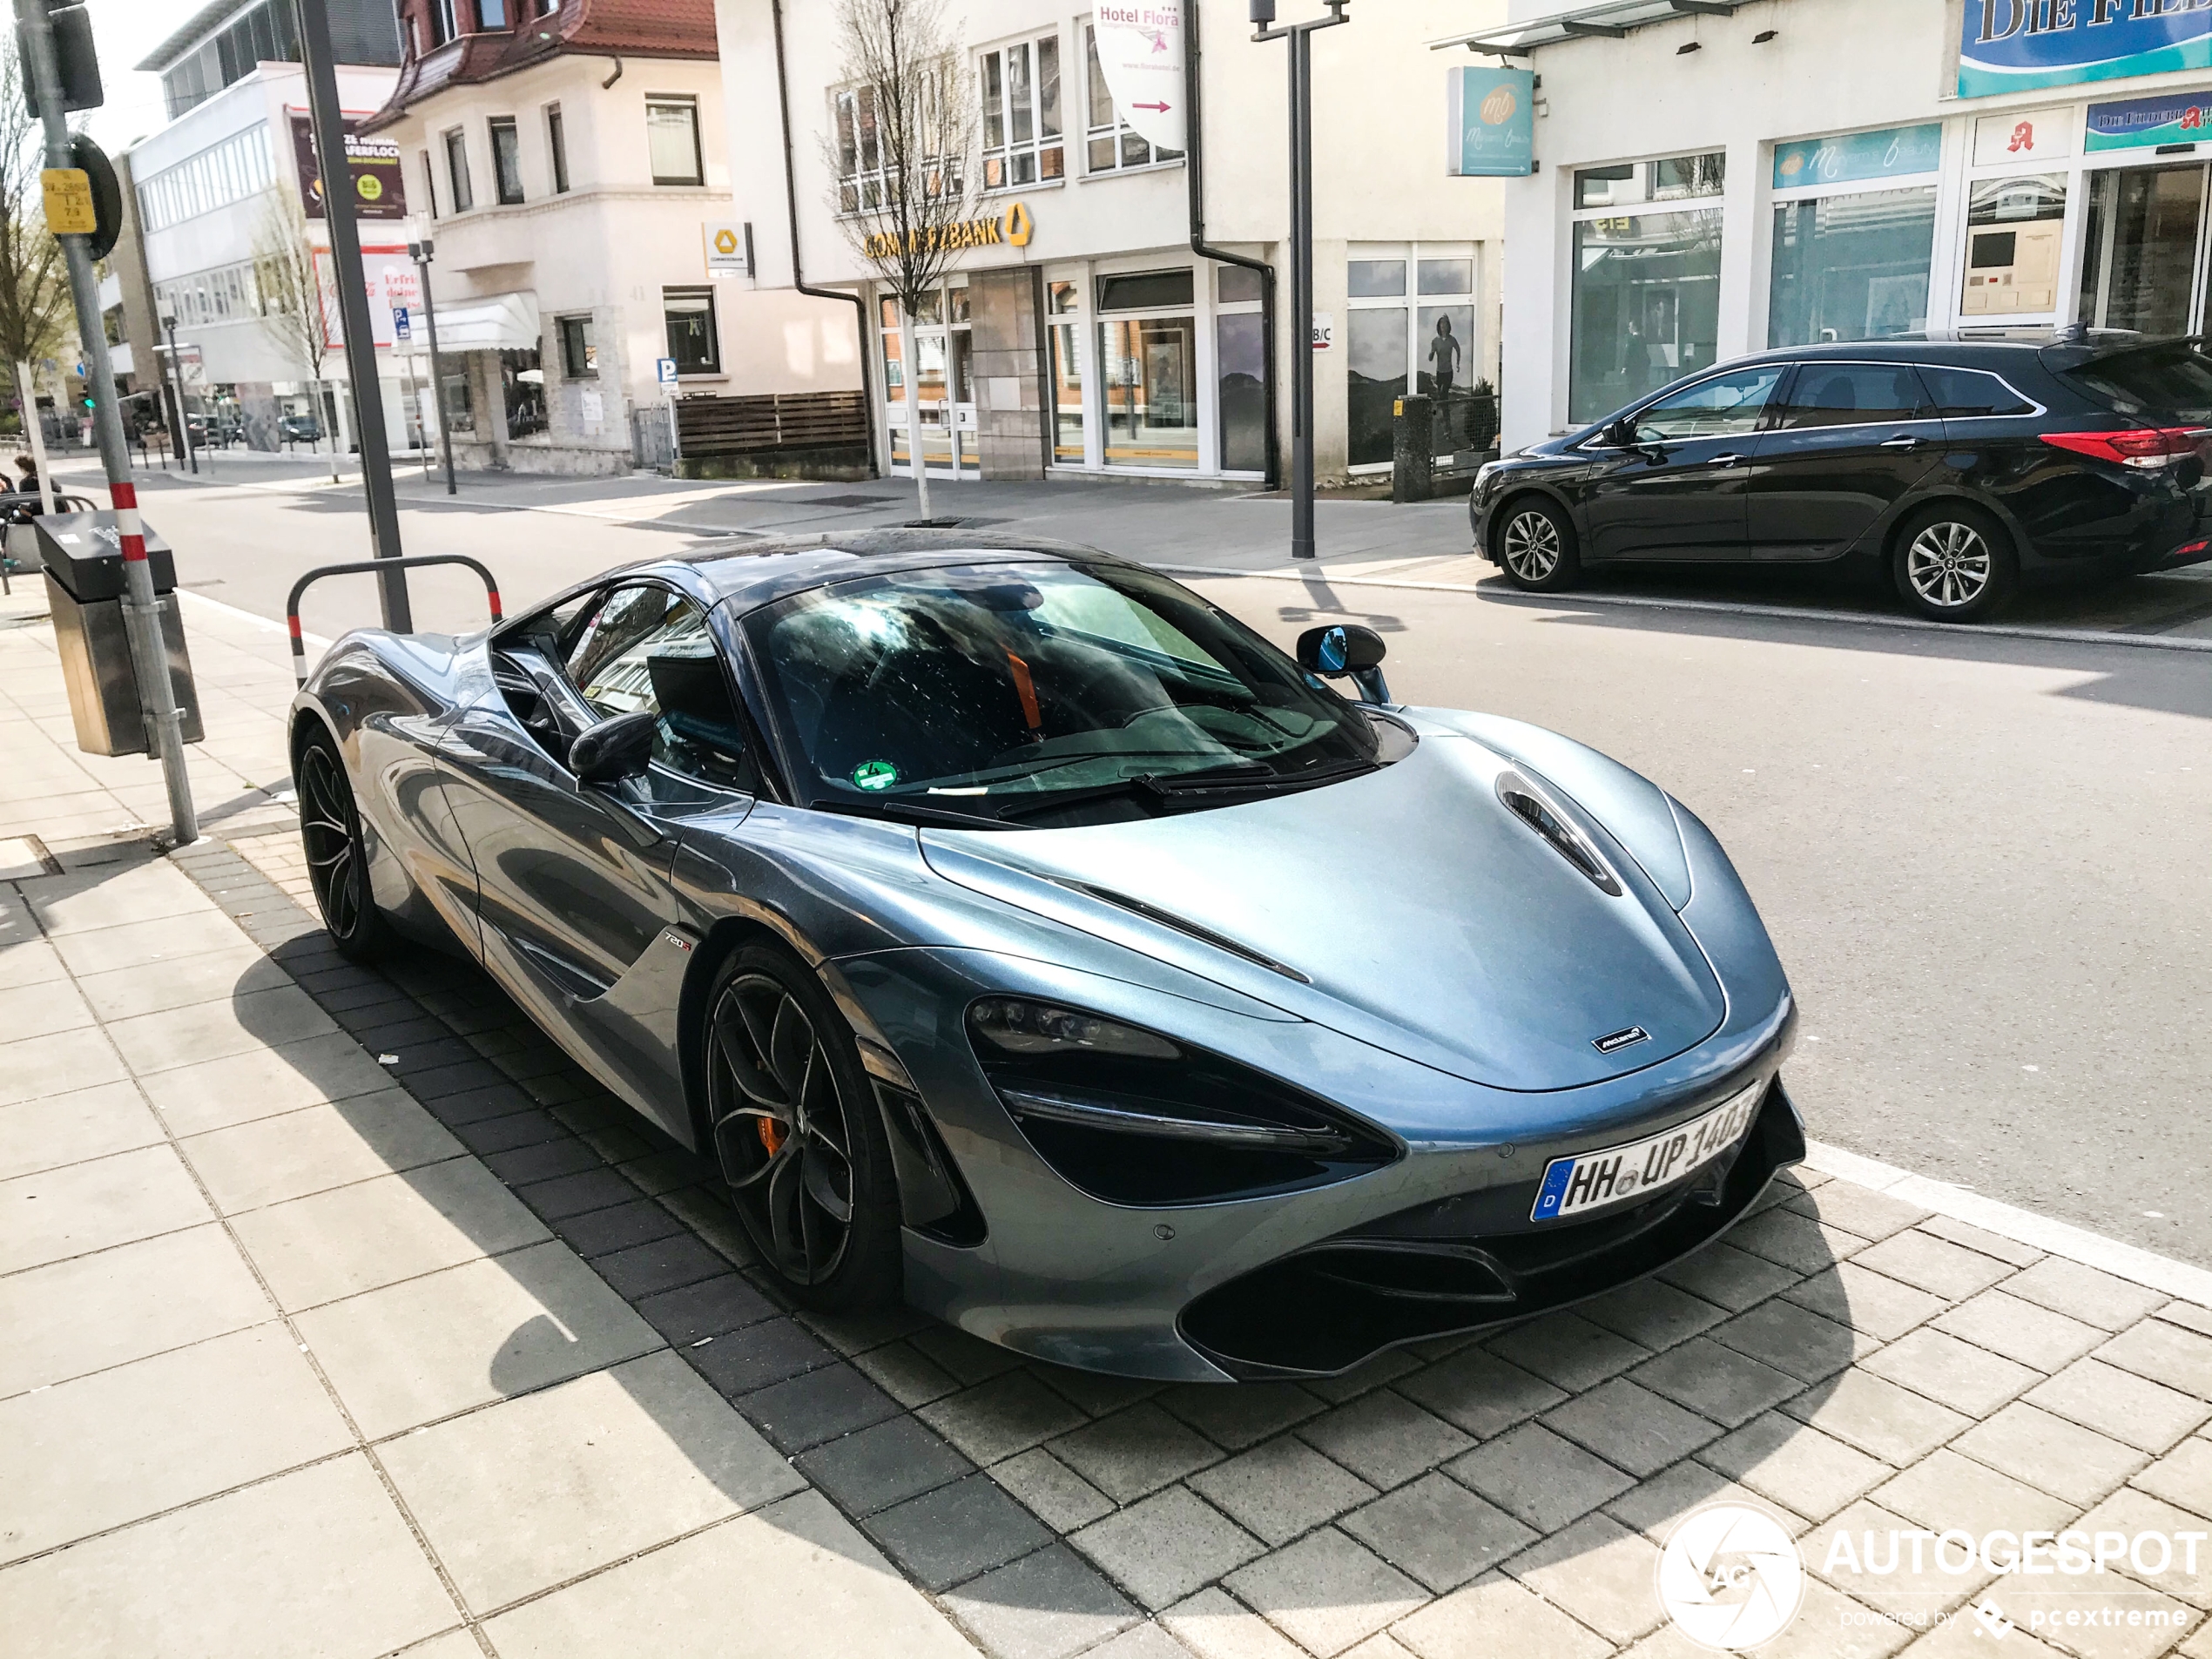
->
xmin=672 ymin=390 xmax=870 ymax=459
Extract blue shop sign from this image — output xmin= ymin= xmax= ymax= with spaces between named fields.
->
xmin=1447 ymin=67 xmax=1534 ymax=178
xmin=2086 ymin=89 xmax=2212 ymax=152
xmin=1959 ymin=1 xmax=2212 ymax=100
xmin=1772 ymin=125 xmax=1945 ymax=192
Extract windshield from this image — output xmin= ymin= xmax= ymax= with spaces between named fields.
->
xmin=742 ymin=561 xmax=1387 ymax=827
xmin=2060 ymin=339 xmax=2212 ymax=421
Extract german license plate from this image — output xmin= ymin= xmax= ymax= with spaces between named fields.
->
xmin=1530 ymin=1079 xmax=1764 ymax=1223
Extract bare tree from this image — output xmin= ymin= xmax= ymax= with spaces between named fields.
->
xmin=0 ymin=50 xmax=71 ymax=465
xmin=253 ymin=190 xmax=340 ymax=480
xmin=822 ymin=0 xmax=978 ymax=519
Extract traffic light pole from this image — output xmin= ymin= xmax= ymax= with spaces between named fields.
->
xmin=15 ymin=0 xmax=196 ymax=845
xmin=295 ymin=0 xmax=411 ymax=629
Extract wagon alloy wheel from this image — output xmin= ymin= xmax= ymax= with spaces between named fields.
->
xmin=708 ymin=972 xmax=859 ymax=1286
xmin=1502 ymin=509 xmax=1561 ymax=583
xmin=295 ymin=734 xmax=385 ymax=960
xmin=1905 ymin=521 xmax=1993 ymax=610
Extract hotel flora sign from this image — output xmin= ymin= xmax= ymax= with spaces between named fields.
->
xmin=864 ymin=200 xmax=1035 ymax=260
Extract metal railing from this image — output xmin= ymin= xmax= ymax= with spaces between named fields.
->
xmin=285 ymin=554 xmax=503 ymax=685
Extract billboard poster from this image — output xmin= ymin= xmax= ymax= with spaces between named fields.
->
xmin=1447 ymin=67 xmax=1534 ymax=178
xmin=1959 ymin=1 xmax=2212 ymax=99
xmin=291 ymin=115 xmax=408 ymax=221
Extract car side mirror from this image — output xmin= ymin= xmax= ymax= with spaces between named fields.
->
xmin=1296 ymin=624 xmax=1392 ymax=706
xmin=1604 ymin=416 xmax=1639 ymax=448
xmin=569 ymin=709 xmax=657 ymax=785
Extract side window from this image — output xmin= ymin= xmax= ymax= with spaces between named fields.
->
xmin=564 ymin=587 xmax=755 ymax=791
xmin=1919 ymin=365 xmax=2034 ymax=419
xmin=1631 ymin=367 xmax=1784 ymax=442
xmin=1769 ymin=363 xmax=1934 ymax=430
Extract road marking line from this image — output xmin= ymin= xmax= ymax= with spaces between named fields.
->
xmin=1804 ymin=1138 xmax=2212 ymax=1305
xmin=1160 ymin=564 xmax=2212 ymax=655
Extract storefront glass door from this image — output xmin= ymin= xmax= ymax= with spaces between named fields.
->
xmin=880 ymin=286 xmax=975 ymax=479
xmin=2080 ymin=165 xmax=2209 ymax=338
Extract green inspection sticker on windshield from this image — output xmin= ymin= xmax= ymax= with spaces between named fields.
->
xmin=851 ymin=759 xmax=900 ymax=792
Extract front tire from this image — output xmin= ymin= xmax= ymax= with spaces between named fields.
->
xmin=1493 ymin=496 xmax=1582 ymax=592
xmin=1892 ymin=503 xmax=2017 ymax=622
xmin=703 ymin=944 xmax=903 ymax=1312
xmin=295 ymin=728 xmax=390 ymax=962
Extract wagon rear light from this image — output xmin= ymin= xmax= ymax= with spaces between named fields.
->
xmin=2040 ymin=428 xmax=2208 ymax=469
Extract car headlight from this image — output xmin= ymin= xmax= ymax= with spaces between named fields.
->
xmin=1473 ymin=461 xmax=1501 ymax=498
xmin=967 ymin=997 xmax=1397 ymax=1206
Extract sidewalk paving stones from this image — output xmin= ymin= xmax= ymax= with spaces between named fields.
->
xmin=3 ymin=591 xmax=2211 ymax=1656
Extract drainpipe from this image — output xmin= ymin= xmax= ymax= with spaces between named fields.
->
xmin=772 ymin=0 xmax=879 ymax=478
xmin=1184 ymin=0 xmax=1279 ymax=489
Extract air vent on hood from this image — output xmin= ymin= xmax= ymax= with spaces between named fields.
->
xmin=1496 ymin=771 xmax=1623 ymax=897
xmin=1051 ymin=880 xmax=1312 ymax=982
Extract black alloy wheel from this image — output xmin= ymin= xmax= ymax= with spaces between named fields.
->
xmin=1494 ymin=496 xmax=1582 ymax=593
xmin=704 ymin=944 xmax=902 ymax=1310
xmin=1892 ymin=502 xmax=2018 ymax=623
xmin=296 ymin=729 xmax=388 ymax=961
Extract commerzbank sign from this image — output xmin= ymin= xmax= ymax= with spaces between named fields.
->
xmin=863 ymin=201 xmax=1035 ymax=260
xmin=1959 ymin=1 xmax=2212 ymax=99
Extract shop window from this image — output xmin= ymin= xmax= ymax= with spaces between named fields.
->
xmin=1096 ymin=270 xmax=1193 ymax=311
xmin=1218 ymin=265 xmax=1263 ymax=305
xmin=502 ymin=348 xmax=544 ymax=438
xmin=1963 ymin=174 xmax=2066 ymax=320
xmin=2078 ymin=168 xmax=2194 ymax=337
xmin=981 ymin=35 xmax=1062 ymax=190
xmin=1769 ymin=186 xmax=1937 ymax=347
xmin=648 ymin=97 xmax=705 ymax=186
xmin=444 ymin=127 xmax=473 ymax=212
xmin=1048 ymin=280 xmax=1084 ymax=465
xmin=489 ymin=117 xmax=523 ymax=205
xmin=559 ymin=315 xmax=597 ymax=378
xmin=664 ymin=288 xmax=719 ymax=374
xmin=441 ymin=366 xmax=475 ymax=435
xmin=547 ymin=104 xmax=570 ymax=193
xmin=1217 ymin=266 xmax=1265 ymax=475
xmin=1575 ymin=152 xmax=1724 ymax=210
xmin=1100 ymin=316 xmax=1197 ymax=469
xmin=1568 ymin=205 xmax=1723 ymax=425
xmin=1082 ymin=24 xmax=1181 ymax=173
xmin=1346 ymin=247 xmax=1478 ymax=469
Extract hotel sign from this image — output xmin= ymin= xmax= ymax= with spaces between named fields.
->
xmin=1959 ymin=1 xmax=2212 ymax=99
xmin=864 ymin=200 xmax=1035 ymax=260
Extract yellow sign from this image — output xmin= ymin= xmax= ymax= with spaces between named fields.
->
xmin=41 ymin=168 xmax=96 ymax=236
xmin=865 ymin=201 xmax=1035 ymax=260
xmin=713 ymin=227 xmax=739 ymax=255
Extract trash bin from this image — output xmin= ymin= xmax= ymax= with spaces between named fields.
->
xmin=36 ymin=512 xmax=205 ymax=757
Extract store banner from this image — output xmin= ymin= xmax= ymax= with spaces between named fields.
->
xmin=2085 ymin=88 xmax=2212 ymax=152
xmin=1958 ymin=1 xmax=2212 ymax=99
xmin=1771 ymin=124 xmax=1943 ymax=191
xmin=1091 ymin=3 xmax=1185 ymax=152
xmin=291 ymin=115 xmax=408 ymax=222
xmin=1447 ymin=67 xmax=1534 ymax=178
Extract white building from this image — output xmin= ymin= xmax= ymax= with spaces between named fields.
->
xmin=128 ymin=0 xmax=403 ymax=452
xmin=716 ymin=0 xmax=1512 ymax=487
xmin=1477 ymin=0 xmax=2212 ymax=451
xmin=361 ymin=0 xmax=857 ymax=475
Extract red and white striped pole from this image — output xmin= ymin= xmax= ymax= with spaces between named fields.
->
xmin=107 ymin=482 xmax=197 ymax=844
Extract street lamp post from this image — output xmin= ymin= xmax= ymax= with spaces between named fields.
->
xmin=1249 ymin=0 xmax=1347 ymax=563
xmin=159 ymin=314 xmax=196 ymax=476
xmin=408 ymin=240 xmax=456 ymax=496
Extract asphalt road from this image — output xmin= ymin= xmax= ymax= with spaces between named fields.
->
xmin=82 ymin=463 xmax=2212 ymax=1268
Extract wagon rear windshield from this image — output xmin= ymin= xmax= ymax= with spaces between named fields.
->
xmin=2060 ymin=339 xmax=2212 ymax=421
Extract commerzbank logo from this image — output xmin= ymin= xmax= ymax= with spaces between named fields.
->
xmin=1657 ymin=1502 xmax=1807 ymax=1651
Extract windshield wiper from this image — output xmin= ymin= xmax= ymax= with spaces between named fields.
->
xmin=989 ymin=759 xmax=1369 ymax=824
xmin=809 ymin=796 xmax=1013 ymax=831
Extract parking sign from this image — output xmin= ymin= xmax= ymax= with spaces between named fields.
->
xmin=392 ymin=305 xmax=411 ymax=341
xmin=656 ymin=357 xmax=679 ymax=387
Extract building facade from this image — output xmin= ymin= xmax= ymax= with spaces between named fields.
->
xmin=1483 ymin=0 xmax=2212 ymax=450
xmin=718 ymin=0 xmax=1510 ymax=488
xmin=363 ymin=0 xmax=860 ymax=475
xmin=125 ymin=0 xmax=402 ymax=453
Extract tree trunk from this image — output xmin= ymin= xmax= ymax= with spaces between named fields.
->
xmin=900 ymin=298 xmax=931 ymax=521
xmin=319 ymin=378 xmax=337 ymax=482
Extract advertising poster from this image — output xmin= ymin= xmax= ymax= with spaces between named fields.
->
xmin=2085 ymin=89 xmax=2212 ymax=152
xmin=1959 ymin=1 xmax=2212 ymax=98
xmin=1447 ymin=66 xmax=1534 ymax=178
xmin=291 ymin=114 xmax=408 ymax=221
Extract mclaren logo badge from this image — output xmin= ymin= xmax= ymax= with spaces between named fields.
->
xmin=1593 ymin=1026 xmax=1651 ymax=1055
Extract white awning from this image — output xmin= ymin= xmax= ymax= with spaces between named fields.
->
xmin=428 ymin=290 xmax=541 ymax=352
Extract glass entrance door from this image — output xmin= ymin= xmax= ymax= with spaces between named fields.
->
xmin=2079 ymin=164 xmax=2210 ymax=337
xmin=880 ymin=287 xmax=976 ymax=480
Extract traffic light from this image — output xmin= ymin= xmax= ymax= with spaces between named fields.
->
xmin=19 ymin=3 xmax=103 ymax=118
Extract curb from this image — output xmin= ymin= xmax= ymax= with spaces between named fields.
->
xmin=1158 ymin=563 xmax=2212 ymax=655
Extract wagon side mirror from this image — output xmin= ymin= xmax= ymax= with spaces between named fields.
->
xmin=1296 ymin=624 xmax=1391 ymax=706
xmin=1603 ymin=415 xmax=1639 ymax=449
xmin=569 ymin=709 xmax=657 ymax=785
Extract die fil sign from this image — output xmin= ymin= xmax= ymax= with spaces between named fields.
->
xmin=1091 ymin=3 xmax=1185 ymax=152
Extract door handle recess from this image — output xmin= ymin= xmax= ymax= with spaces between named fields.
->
xmin=1879 ymin=435 xmax=1921 ymax=448
xmin=1705 ymin=453 xmax=1744 ymax=467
